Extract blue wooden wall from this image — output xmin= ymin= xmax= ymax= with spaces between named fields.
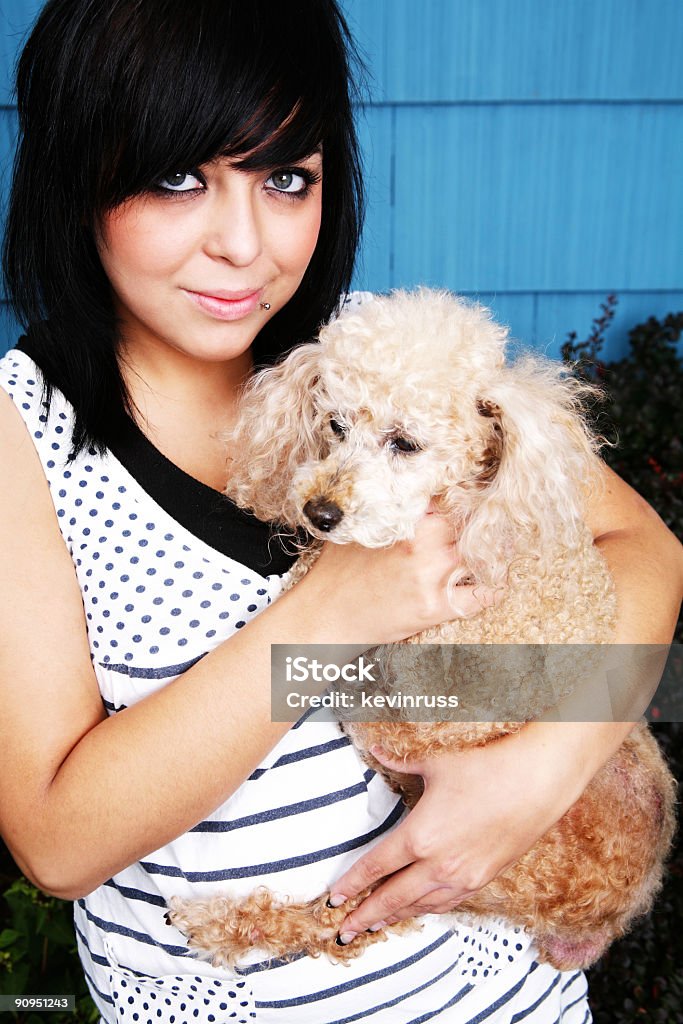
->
xmin=344 ymin=0 xmax=683 ymax=357
xmin=1 ymin=0 xmax=682 ymax=357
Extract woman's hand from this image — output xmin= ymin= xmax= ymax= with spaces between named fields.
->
xmin=305 ymin=510 xmax=500 ymax=646
xmin=327 ymin=720 xmax=630 ymax=940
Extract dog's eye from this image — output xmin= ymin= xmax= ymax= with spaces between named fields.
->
xmin=329 ymin=418 xmax=347 ymax=438
xmin=388 ymin=436 xmax=421 ymax=454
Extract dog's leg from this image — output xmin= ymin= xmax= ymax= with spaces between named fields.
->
xmin=165 ymin=887 xmax=420 ymax=967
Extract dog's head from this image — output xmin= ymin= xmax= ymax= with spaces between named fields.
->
xmin=226 ymin=289 xmax=602 ymax=584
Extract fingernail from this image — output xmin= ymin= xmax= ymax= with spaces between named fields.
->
xmin=367 ymin=921 xmax=387 ymax=933
xmin=327 ymin=893 xmax=346 ymax=908
xmin=337 ymin=931 xmax=357 ymax=945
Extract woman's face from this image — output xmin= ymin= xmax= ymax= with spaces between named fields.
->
xmin=96 ymin=152 xmax=323 ymax=366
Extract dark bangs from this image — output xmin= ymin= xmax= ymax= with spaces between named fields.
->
xmin=98 ymin=2 xmax=345 ymax=205
xmin=3 ymin=0 xmax=364 ymax=451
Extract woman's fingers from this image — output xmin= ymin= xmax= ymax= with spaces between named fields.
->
xmin=374 ymin=884 xmax=472 ymax=924
xmin=328 ymin=824 xmax=415 ymax=911
xmin=334 ymin=865 xmax=443 ymax=941
xmin=446 ymin=580 xmax=505 ymax=619
xmin=447 ymin=585 xmax=495 ymax=619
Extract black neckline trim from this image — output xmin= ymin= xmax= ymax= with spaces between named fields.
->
xmin=16 ymin=338 xmax=301 ymax=577
xmin=108 ymin=415 xmax=301 ymax=576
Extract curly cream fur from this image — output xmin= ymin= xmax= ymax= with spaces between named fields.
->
xmin=166 ymin=289 xmax=676 ymax=972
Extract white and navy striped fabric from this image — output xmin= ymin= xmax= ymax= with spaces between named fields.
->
xmin=0 ymin=339 xmax=592 ymax=1023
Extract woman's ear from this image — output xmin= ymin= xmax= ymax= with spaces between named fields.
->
xmin=455 ymin=356 xmax=603 ymax=586
xmin=224 ymin=343 xmax=325 ymax=524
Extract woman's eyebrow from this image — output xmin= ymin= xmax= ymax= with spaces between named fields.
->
xmin=280 ymin=147 xmax=323 ymax=163
xmin=213 ymin=144 xmax=323 ymax=169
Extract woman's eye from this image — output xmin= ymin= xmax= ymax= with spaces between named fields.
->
xmin=157 ymin=171 xmax=204 ymax=192
xmin=266 ymin=170 xmax=308 ymax=194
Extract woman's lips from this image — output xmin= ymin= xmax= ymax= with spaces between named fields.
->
xmin=182 ymin=288 xmax=264 ymax=321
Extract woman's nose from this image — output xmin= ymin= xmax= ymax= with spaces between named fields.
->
xmin=204 ymin=182 xmax=263 ymax=267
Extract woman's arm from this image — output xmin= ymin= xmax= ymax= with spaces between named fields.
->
xmin=0 ymin=390 xmax=465 ymax=901
xmin=330 ymin=463 xmax=683 ymax=940
xmin=588 ymin=463 xmax=683 ymax=644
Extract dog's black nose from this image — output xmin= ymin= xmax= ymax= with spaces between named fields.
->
xmin=303 ymin=497 xmax=344 ymax=532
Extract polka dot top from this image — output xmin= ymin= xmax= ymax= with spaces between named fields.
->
xmin=0 ymin=334 xmax=590 ymax=1024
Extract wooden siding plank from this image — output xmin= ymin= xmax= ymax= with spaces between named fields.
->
xmin=0 ymin=106 xmax=18 ymax=300
xmin=0 ymin=104 xmax=17 ymax=179
xmin=0 ymin=0 xmax=42 ymax=105
xmin=353 ymin=106 xmax=393 ymax=292
xmin=0 ymin=300 xmax=21 ymax=355
xmin=390 ymin=103 xmax=683 ymax=292
xmin=343 ymin=0 xmax=683 ymax=103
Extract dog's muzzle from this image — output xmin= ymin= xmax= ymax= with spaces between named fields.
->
xmin=303 ymin=497 xmax=344 ymax=532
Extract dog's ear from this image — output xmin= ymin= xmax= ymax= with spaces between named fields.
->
xmin=224 ymin=342 xmax=325 ymax=524
xmin=455 ymin=356 xmax=603 ymax=586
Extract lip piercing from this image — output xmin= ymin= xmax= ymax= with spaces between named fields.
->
xmin=260 ymin=302 xmax=271 ymax=310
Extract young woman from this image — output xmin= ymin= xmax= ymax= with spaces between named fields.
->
xmin=0 ymin=2 xmax=680 ymax=1022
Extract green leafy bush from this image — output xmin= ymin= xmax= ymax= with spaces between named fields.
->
xmin=562 ymin=296 xmax=683 ymax=567
xmin=0 ymin=857 xmax=97 ymax=1023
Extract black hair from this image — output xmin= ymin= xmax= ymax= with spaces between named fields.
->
xmin=3 ymin=0 xmax=365 ymax=454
